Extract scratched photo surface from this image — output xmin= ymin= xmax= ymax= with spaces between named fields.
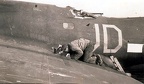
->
xmin=0 ymin=0 xmax=143 ymax=84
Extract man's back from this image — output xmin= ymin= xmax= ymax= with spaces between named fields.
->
xmin=70 ymin=38 xmax=90 ymax=51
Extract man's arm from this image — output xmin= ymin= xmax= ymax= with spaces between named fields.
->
xmin=69 ymin=44 xmax=83 ymax=60
xmin=73 ymin=49 xmax=83 ymax=60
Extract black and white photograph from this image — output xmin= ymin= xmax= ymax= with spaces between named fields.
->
xmin=0 ymin=0 xmax=144 ymax=84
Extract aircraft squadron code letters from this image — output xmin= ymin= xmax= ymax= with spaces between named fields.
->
xmin=63 ymin=23 xmax=123 ymax=53
xmin=94 ymin=24 xmax=122 ymax=53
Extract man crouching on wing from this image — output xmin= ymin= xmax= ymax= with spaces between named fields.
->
xmin=60 ymin=38 xmax=102 ymax=64
xmin=53 ymin=38 xmax=131 ymax=76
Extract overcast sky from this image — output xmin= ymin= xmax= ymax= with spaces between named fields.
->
xmin=15 ymin=0 xmax=144 ymax=18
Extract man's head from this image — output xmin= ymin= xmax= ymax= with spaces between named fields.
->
xmin=52 ymin=44 xmax=70 ymax=56
xmin=52 ymin=44 xmax=63 ymax=54
xmin=56 ymin=44 xmax=70 ymax=56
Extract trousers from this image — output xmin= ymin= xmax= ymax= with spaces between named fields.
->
xmin=81 ymin=42 xmax=94 ymax=63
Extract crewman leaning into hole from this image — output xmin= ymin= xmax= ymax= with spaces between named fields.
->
xmin=61 ymin=38 xmax=102 ymax=64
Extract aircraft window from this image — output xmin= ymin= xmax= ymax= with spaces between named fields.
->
xmin=127 ymin=43 xmax=143 ymax=53
xmin=63 ymin=23 xmax=74 ymax=29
